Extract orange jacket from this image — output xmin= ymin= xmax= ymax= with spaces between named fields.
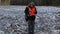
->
xmin=28 ymin=7 xmax=36 ymax=16
xmin=24 ymin=6 xmax=37 ymax=17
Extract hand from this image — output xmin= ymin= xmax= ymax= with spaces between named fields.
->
xmin=28 ymin=15 xmax=29 ymax=16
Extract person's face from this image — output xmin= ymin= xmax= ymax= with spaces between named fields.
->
xmin=30 ymin=4 xmax=34 ymax=7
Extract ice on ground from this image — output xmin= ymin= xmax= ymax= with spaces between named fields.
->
xmin=0 ymin=31 xmax=4 ymax=34
xmin=0 ymin=6 xmax=60 ymax=34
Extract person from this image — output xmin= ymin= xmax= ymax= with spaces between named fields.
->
xmin=24 ymin=2 xmax=37 ymax=34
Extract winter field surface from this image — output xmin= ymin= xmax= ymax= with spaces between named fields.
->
xmin=0 ymin=6 xmax=60 ymax=34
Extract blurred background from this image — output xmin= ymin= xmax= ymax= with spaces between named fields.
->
xmin=0 ymin=0 xmax=60 ymax=6
xmin=0 ymin=0 xmax=60 ymax=34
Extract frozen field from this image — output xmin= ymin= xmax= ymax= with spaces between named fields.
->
xmin=0 ymin=6 xmax=60 ymax=34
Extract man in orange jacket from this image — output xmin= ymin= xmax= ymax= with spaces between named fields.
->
xmin=24 ymin=2 xmax=37 ymax=34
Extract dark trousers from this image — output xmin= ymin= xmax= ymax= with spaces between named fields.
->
xmin=26 ymin=16 xmax=35 ymax=34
